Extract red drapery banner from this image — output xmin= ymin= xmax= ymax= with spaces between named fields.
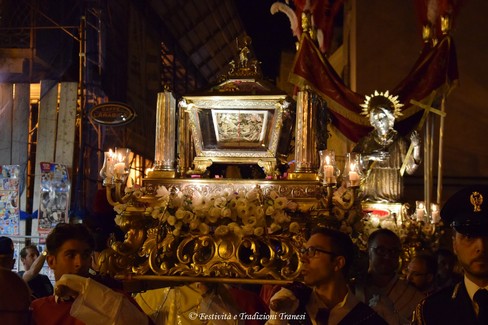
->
xmin=289 ymin=33 xmax=458 ymax=142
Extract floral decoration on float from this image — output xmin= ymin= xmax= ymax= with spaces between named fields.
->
xmin=101 ymin=184 xmax=306 ymax=281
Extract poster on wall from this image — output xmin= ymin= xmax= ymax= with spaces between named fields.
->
xmin=38 ymin=162 xmax=71 ymax=234
xmin=0 ymin=165 xmax=21 ymax=235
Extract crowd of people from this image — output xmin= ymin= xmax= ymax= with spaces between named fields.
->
xmin=0 ymin=184 xmax=486 ymax=324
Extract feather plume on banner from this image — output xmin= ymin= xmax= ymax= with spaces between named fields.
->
xmin=271 ymin=0 xmax=345 ymax=54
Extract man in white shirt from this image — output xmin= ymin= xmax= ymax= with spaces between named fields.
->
xmin=267 ymin=227 xmax=387 ymax=325
xmin=413 ymin=185 xmax=488 ymax=325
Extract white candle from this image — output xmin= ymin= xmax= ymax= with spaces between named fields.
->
xmin=105 ymin=150 xmax=114 ymax=178
xmin=416 ymin=201 xmax=425 ymax=221
xmin=324 ymin=156 xmax=333 ymax=177
xmin=324 ymin=165 xmax=334 ymax=177
xmin=349 ymin=163 xmax=360 ymax=186
xmin=431 ymin=204 xmax=441 ymax=223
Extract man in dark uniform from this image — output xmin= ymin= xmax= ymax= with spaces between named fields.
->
xmin=412 ymin=185 xmax=488 ymax=325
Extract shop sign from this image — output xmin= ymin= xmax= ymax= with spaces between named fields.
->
xmin=89 ymin=102 xmax=136 ymax=126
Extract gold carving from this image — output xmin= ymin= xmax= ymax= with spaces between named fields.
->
xmin=470 ymin=191 xmax=483 ymax=212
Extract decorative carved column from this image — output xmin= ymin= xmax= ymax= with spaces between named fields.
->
xmin=152 ymin=91 xmax=176 ymax=178
xmin=177 ymin=102 xmax=193 ymax=177
xmin=288 ymin=87 xmax=319 ymax=180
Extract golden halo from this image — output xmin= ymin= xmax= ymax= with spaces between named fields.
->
xmin=360 ymin=90 xmax=403 ymax=118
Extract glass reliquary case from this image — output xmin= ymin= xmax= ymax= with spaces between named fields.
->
xmin=179 ymin=38 xmax=293 ymax=177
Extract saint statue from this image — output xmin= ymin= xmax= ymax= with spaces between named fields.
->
xmin=353 ymin=91 xmax=421 ymax=203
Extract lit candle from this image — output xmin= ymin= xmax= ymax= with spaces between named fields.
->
xmin=431 ymin=203 xmax=441 ymax=223
xmin=105 ymin=150 xmax=114 ymax=178
xmin=349 ymin=163 xmax=360 ymax=187
xmin=416 ymin=201 xmax=425 ymax=221
xmin=324 ymin=156 xmax=334 ymax=177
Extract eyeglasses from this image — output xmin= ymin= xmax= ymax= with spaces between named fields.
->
xmin=404 ymin=270 xmax=428 ymax=277
xmin=370 ymin=246 xmax=402 ymax=257
xmin=300 ymin=246 xmax=337 ymax=258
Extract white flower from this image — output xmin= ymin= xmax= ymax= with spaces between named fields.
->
xmin=265 ymin=206 xmax=275 ymax=216
xmin=171 ymin=194 xmax=184 ymax=208
xmin=242 ymin=224 xmax=254 ymax=236
xmin=221 ymin=207 xmax=232 ymax=218
xmin=237 ymin=206 xmax=248 ymax=219
xmin=269 ymin=190 xmax=279 ymax=200
xmin=255 ymin=206 xmax=265 ymax=218
xmin=175 ymin=209 xmax=187 ymax=220
xmin=286 ymin=201 xmax=298 ymax=211
xmin=214 ymin=225 xmax=230 ymax=237
xmin=236 ymin=197 xmax=247 ymax=209
xmin=273 ymin=210 xmax=290 ymax=224
xmin=268 ymin=223 xmax=282 ymax=234
xmin=114 ymin=215 xmax=123 ymax=227
xmin=156 ymin=185 xmax=169 ymax=198
xmin=167 ymin=215 xmax=176 ymax=226
xmin=289 ymin=222 xmax=300 ymax=234
xmin=228 ymin=199 xmax=238 ymax=209
xmin=243 ymin=215 xmax=257 ymax=227
xmin=249 ymin=202 xmax=259 ymax=214
xmin=198 ymin=223 xmax=210 ymax=235
xmin=214 ymin=197 xmax=227 ymax=208
xmin=114 ymin=204 xmax=127 ymax=215
xmin=254 ymin=227 xmax=265 ymax=236
xmin=112 ymin=187 xmax=301 ymax=241
xmin=246 ymin=189 xmax=260 ymax=202
xmin=183 ymin=211 xmax=196 ymax=224
xmin=189 ymin=220 xmax=200 ymax=230
xmin=274 ymin=197 xmax=288 ymax=210
xmin=370 ymin=216 xmax=380 ymax=228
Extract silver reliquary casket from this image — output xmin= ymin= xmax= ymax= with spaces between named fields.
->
xmin=179 ymin=39 xmax=293 ymax=177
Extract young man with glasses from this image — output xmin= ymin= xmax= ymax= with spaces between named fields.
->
xmin=352 ymin=228 xmax=423 ymax=325
xmin=267 ymin=227 xmax=387 ymax=325
xmin=412 ymin=185 xmax=488 ymax=325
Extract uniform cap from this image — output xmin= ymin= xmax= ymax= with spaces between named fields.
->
xmin=441 ymin=185 xmax=488 ymax=236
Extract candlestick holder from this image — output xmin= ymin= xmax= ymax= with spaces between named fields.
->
xmin=100 ymin=147 xmax=132 ymax=205
xmin=100 ymin=150 xmax=115 ymax=186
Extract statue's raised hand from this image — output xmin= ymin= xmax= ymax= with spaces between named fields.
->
xmin=410 ymin=130 xmax=420 ymax=147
